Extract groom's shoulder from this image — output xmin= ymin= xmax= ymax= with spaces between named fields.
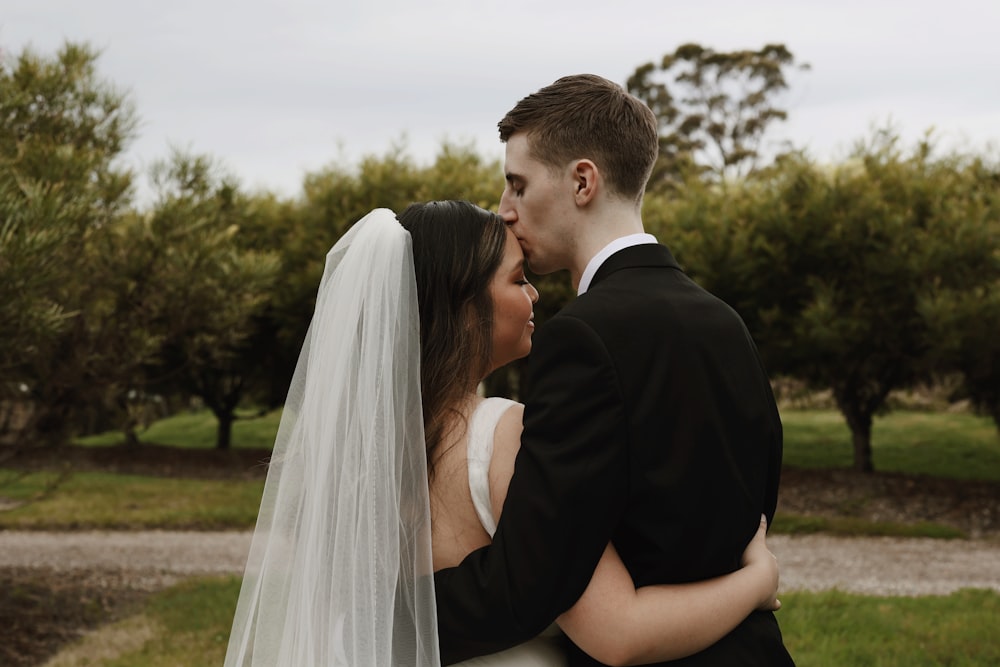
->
xmin=537 ymin=291 xmax=634 ymax=347
xmin=550 ymin=291 xmax=608 ymax=323
xmin=560 ymin=276 xmax=651 ymax=318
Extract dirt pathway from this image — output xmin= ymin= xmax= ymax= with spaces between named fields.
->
xmin=1 ymin=530 xmax=998 ymax=597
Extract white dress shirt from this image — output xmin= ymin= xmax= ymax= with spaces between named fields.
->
xmin=577 ymin=233 xmax=658 ymax=295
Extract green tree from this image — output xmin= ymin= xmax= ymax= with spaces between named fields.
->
xmin=414 ymin=141 xmax=503 ymax=207
xmin=147 ymin=152 xmax=280 ymax=449
xmin=221 ymin=191 xmax=305 ymax=409
xmin=0 ymin=180 xmax=73 ymax=378
xmin=0 ymin=42 xmax=134 ymax=213
xmin=274 ymin=146 xmax=427 ymax=391
xmin=627 ymin=43 xmax=807 ymax=189
xmin=647 ymin=130 xmax=989 ymax=472
xmin=0 ymin=180 xmax=76 ymax=445
xmin=751 ymin=134 xmax=991 ymax=471
xmin=89 ymin=211 xmax=171 ymax=445
xmin=282 ymin=143 xmax=506 ymax=393
xmin=919 ymin=156 xmax=1000 ymax=431
xmin=0 ymin=42 xmax=137 ymax=445
xmin=922 ymin=284 xmax=1000 ymax=431
xmin=643 ymin=177 xmax=765 ymax=331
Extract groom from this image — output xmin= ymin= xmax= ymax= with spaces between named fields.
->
xmin=433 ymin=74 xmax=794 ymax=665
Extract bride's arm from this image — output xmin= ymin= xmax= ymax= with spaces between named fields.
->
xmin=490 ymin=408 xmax=780 ymax=666
xmin=556 ymin=519 xmax=778 ymax=666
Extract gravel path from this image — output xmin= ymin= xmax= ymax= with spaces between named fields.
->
xmin=1 ymin=531 xmax=998 ymax=597
xmin=770 ymin=534 xmax=1000 ymax=596
xmin=0 ymin=530 xmax=253 ymax=591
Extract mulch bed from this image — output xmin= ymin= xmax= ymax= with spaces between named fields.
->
xmin=778 ymin=466 xmax=1000 ymax=538
xmin=2 ymin=442 xmax=272 ymax=480
xmin=0 ymin=567 xmax=147 ymax=667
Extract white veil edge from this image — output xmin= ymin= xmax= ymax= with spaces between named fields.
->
xmin=224 ymin=209 xmax=440 ymax=666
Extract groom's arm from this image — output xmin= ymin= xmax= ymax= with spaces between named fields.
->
xmin=433 ymin=314 xmax=629 ymax=664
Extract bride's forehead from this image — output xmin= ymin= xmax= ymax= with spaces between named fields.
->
xmin=484 ymin=235 xmax=520 ymax=277
xmin=501 ymin=230 xmax=524 ymax=257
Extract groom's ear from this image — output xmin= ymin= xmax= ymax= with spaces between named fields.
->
xmin=572 ymin=159 xmax=598 ymax=206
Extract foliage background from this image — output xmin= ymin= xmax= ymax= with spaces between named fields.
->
xmin=2 ymin=41 xmax=997 ymax=471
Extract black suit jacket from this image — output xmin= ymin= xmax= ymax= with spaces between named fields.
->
xmin=433 ymin=244 xmax=793 ymax=666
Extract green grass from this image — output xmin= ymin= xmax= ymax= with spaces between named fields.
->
xmin=77 ymin=406 xmax=1000 ymax=480
xmin=772 ymin=514 xmax=966 ymax=539
xmin=0 ymin=469 xmax=263 ymax=530
xmin=99 ymin=576 xmax=242 ymax=667
xmin=46 ymin=580 xmax=1000 ymax=667
xmin=76 ymin=408 xmax=283 ymax=450
xmin=780 ymin=409 xmax=1000 ymax=481
xmin=780 ymin=589 xmax=1000 ymax=666
xmin=1 ymin=407 xmax=993 ymax=533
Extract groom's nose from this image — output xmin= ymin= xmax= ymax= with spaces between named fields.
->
xmin=498 ymin=191 xmax=516 ymax=225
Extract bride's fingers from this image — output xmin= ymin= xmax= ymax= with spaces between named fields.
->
xmin=755 ymin=514 xmax=768 ymax=542
xmin=743 ymin=516 xmax=770 ymax=564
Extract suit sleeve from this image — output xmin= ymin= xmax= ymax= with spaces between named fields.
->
xmin=434 ymin=314 xmax=630 ymax=664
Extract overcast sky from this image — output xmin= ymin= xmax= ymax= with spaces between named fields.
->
xmin=4 ymin=0 xmax=999 ymax=202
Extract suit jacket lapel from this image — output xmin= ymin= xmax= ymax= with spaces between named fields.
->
xmin=589 ymin=243 xmax=682 ymax=289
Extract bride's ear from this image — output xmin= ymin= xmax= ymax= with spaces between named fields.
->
xmin=572 ymin=159 xmax=598 ymax=206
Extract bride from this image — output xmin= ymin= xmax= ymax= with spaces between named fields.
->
xmin=223 ymin=202 xmax=781 ymax=666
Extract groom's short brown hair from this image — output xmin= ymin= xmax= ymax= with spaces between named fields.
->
xmin=498 ymin=74 xmax=659 ymax=204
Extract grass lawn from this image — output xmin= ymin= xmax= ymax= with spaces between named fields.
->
xmin=76 ymin=408 xmax=283 ymax=450
xmin=77 ymin=406 xmax=1000 ymax=481
xmin=1 ymin=407 xmax=995 ymax=532
xmin=43 ymin=578 xmax=1000 ymax=667
xmin=779 ymin=589 xmax=1000 ymax=666
xmin=42 ymin=576 xmax=244 ymax=667
xmin=780 ymin=409 xmax=1000 ymax=481
xmin=0 ymin=469 xmax=262 ymax=530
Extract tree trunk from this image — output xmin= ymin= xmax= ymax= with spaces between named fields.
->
xmin=31 ymin=402 xmax=76 ymax=447
xmin=833 ymin=388 xmax=877 ymax=473
xmin=850 ymin=425 xmax=874 ymax=472
xmin=123 ymin=425 xmax=140 ymax=448
xmin=216 ymin=411 xmax=233 ymax=450
xmin=843 ymin=408 xmax=874 ymax=473
xmin=122 ymin=407 xmax=141 ymax=447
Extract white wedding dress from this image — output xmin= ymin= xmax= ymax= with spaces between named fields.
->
xmin=452 ymin=397 xmax=569 ymax=667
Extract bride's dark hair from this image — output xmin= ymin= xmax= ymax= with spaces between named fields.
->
xmin=397 ymin=200 xmax=507 ymax=476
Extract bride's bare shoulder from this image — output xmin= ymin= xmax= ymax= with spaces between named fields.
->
xmin=488 ymin=401 xmax=525 ymax=521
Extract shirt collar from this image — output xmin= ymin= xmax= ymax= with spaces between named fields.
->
xmin=577 ymin=233 xmax=658 ymax=295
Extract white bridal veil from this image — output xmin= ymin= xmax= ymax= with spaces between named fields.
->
xmin=224 ymin=209 xmax=440 ymax=666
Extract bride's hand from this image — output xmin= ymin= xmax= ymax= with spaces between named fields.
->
xmin=740 ymin=514 xmax=781 ymax=611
